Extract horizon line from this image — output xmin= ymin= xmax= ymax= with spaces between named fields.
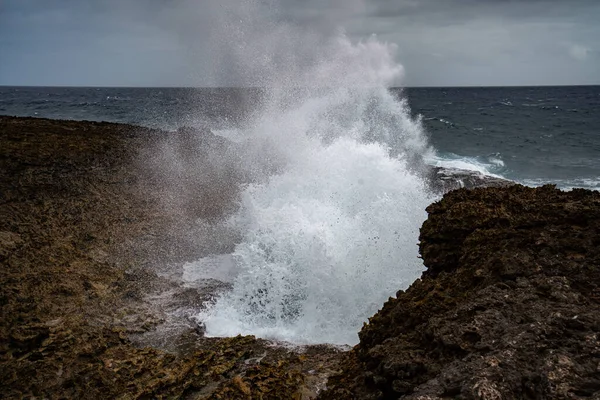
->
xmin=1 ymin=84 xmax=599 ymax=89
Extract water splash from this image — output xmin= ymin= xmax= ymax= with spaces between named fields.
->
xmin=189 ymin=27 xmax=435 ymax=345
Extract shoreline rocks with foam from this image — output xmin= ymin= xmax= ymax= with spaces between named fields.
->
xmin=426 ymin=166 xmax=514 ymax=194
xmin=2 ymin=116 xmax=596 ymax=398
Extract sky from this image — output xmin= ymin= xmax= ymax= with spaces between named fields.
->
xmin=0 ymin=0 xmax=598 ymax=87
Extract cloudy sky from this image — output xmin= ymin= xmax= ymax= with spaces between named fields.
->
xmin=1 ymin=0 xmax=598 ymax=87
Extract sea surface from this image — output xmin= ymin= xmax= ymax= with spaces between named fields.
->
xmin=1 ymin=85 xmax=598 ymax=190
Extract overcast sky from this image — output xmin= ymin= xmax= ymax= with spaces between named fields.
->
xmin=1 ymin=0 xmax=598 ymax=87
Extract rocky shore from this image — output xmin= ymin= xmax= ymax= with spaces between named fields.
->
xmin=2 ymin=116 xmax=598 ymax=399
xmin=0 ymin=116 xmax=341 ymax=399
xmin=321 ymin=185 xmax=600 ymax=399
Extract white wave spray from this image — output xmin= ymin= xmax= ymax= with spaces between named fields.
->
xmin=192 ymin=2 xmax=435 ymax=345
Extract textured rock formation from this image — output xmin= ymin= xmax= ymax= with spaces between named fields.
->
xmin=0 ymin=116 xmax=339 ymax=399
xmin=321 ymin=185 xmax=600 ymax=399
xmin=425 ymin=166 xmax=514 ymax=194
xmin=5 ymin=116 xmax=596 ymax=399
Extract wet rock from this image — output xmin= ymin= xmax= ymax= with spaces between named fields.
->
xmin=425 ymin=166 xmax=514 ymax=194
xmin=321 ymin=185 xmax=600 ymax=399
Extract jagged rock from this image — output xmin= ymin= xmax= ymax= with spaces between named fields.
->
xmin=425 ymin=166 xmax=514 ymax=193
xmin=321 ymin=185 xmax=600 ymax=399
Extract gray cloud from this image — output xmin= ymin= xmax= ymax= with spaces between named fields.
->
xmin=0 ymin=0 xmax=598 ymax=86
xmin=353 ymin=0 xmax=600 ymax=86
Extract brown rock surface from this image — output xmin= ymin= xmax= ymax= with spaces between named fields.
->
xmin=321 ymin=185 xmax=600 ymax=399
xmin=0 ymin=116 xmax=341 ymax=399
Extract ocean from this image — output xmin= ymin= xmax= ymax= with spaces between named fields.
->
xmin=1 ymin=85 xmax=598 ymax=190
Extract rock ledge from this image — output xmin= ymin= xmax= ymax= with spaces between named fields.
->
xmin=321 ymin=185 xmax=600 ymax=399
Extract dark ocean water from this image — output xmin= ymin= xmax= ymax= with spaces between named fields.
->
xmin=1 ymin=85 xmax=599 ymax=190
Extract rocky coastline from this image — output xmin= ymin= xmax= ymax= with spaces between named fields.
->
xmin=1 ymin=116 xmax=598 ymax=399
xmin=321 ymin=185 xmax=600 ymax=399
